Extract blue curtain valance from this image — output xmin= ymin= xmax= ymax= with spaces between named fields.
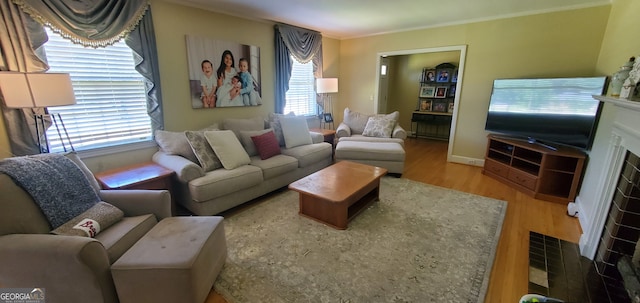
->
xmin=12 ymin=0 xmax=150 ymax=47
xmin=275 ymin=23 xmax=322 ymax=64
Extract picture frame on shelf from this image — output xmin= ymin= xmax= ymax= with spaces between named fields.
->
xmin=448 ymin=102 xmax=455 ymax=113
xmin=424 ymin=69 xmax=436 ymax=82
xmin=449 ymin=84 xmax=456 ymax=97
xmin=435 ymin=86 xmax=448 ymax=98
xmin=436 ymin=69 xmax=451 ymax=82
xmin=451 ymin=69 xmax=458 ymax=83
xmin=323 ymin=113 xmax=334 ymax=123
xmin=418 ymin=99 xmax=432 ymax=112
xmin=432 ymin=101 xmax=447 ymax=112
xmin=419 ymin=84 xmax=436 ymax=98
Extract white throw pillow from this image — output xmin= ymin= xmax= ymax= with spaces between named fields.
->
xmin=279 ymin=116 xmax=312 ymax=149
xmin=204 ymin=130 xmax=251 ymax=170
xmin=362 ymin=116 xmax=396 ymax=138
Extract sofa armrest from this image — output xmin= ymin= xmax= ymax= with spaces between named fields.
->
xmin=392 ymin=124 xmax=407 ymax=140
xmin=153 ymin=151 xmax=204 ymax=183
xmin=0 ymin=234 xmax=117 ymax=303
xmin=99 ymin=189 xmax=172 ymax=221
xmin=309 ymin=131 xmax=324 ymax=144
xmin=336 ymin=123 xmax=351 ymax=139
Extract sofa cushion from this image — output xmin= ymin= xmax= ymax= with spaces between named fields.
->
xmin=188 ymin=165 xmax=263 ymax=201
xmin=249 ymin=154 xmax=298 ymax=179
xmin=154 ymin=124 xmax=219 ymax=164
xmin=52 ymin=202 xmax=124 ymax=238
xmin=338 ymin=135 xmax=405 ymax=147
xmin=95 ymin=214 xmax=157 ymax=264
xmin=222 ymin=116 xmax=264 ymax=140
xmin=280 ymin=116 xmax=312 ymax=149
xmin=155 ymin=130 xmax=199 ymax=164
xmin=251 ymin=130 xmax=281 ymax=160
xmin=239 ymin=128 xmax=274 ymax=157
xmin=335 ymin=141 xmax=406 ymax=162
xmin=362 ymin=116 xmax=396 ymax=138
xmin=185 ymin=131 xmax=223 ymax=171
xmin=343 ymin=107 xmax=371 ymax=135
xmin=205 ymin=130 xmax=251 ymax=170
xmin=281 ymin=142 xmax=332 ymax=168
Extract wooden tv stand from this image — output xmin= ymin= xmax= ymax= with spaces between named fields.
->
xmin=482 ymin=135 xmax=586 ymax=203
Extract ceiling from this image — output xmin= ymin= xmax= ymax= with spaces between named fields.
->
xmin=166 ymin=0 xmax=610 ymax=39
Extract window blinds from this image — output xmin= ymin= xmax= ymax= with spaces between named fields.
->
xmin=284 ymin=57 xmax=317 ymax=116
xmin=43 ymin=27 xmax=151 ymax=153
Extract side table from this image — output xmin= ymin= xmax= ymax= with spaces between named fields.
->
xmin=309 ymin=128 xmax=336 ymax=146
xmin=94 ymin=162 xmax=177 ymax=215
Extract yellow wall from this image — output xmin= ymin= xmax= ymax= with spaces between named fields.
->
xmin=339 ymin=6 xmax=610 ymax=159
xmin=0 ymin=1 xmax=618 ymax=172
xmin=575 ymin=0 xmax=640 ymax=245
xmin=0 ymin=0 xmax=341 ymax=171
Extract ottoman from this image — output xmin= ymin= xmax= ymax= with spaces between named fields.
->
xmin=335 ymin=141 xmax=406 ymax=174
xmin=111 ymin=216 xmax=227 ymax=303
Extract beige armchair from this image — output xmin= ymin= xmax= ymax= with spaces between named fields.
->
xmin=336 ymin=107 xmax=407 ymax=145
xmin=0 ymin=152 xmax=172 ymax=303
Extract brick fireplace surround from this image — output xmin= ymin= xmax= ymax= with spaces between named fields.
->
xmin=595 ymin=151 xmax=640 ymax=277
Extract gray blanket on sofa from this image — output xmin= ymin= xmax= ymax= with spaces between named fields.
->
xmin=0 ymin=154 xmax=100 ymax=229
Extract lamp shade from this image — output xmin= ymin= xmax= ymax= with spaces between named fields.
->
xmin=316 ymin=78 xmax=338 ymax=94
xmin=0 ymin=72 xmax=76 ymax=108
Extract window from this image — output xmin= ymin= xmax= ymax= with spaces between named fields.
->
xmin=43 ymin=27 xmax=151 ymax=153
xmin=284 ymin=57 xmax=317 ymax=116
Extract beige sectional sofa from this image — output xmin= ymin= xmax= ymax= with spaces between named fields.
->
xmin=153 ymin=115 xmax=333 ymax=216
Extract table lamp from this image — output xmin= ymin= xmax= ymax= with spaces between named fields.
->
xmin=316 ymin=78 xmax=338 ymax=129
xmin=0 ymin=72 xmax=77 ymax=153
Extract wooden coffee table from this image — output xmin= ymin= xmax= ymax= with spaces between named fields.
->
xmin=289 ymin=161 xmax=387 ymax=229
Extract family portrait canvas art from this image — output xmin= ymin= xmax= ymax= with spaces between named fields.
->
xmin=185 ymin=35 xmax=262 ymax=109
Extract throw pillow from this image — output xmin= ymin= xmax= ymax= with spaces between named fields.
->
xmin=268 ymin=112 xmax=295 ymax=146
xmin=269 ymin=121 xmax=286 ymax=146
xmin=239 ymin=128 xmax=274 ymax=156
xmin=377 ymin=111 xmax=399 ymax=124
xmin=362 ymin=116 xmax=396 ymax=138
xmin=185 ymin=131 xmax=223 ymax=171
xmin=251 ymin=130 xmax=281 ymax=160
xmin=204 ymin=130 xmax=251 ymax=170
xmin=51 ymin=202 xmax=124 ymax=238
xmin=279 ymin=116 xmax=312 ymax=149
xmin=222 ymin=116 xmax=264 ymax=140
xmin=155 ymin=130 xmax=199 ymax=164
xmin=343 ymin=107 xmax=372 ymax=134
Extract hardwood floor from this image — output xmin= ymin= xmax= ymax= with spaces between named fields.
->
xmin=205 ymin=138 xmax=582 ymax=303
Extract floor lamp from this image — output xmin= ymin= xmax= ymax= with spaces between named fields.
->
xmin=316 ymin=78 xmax=338 ymax=129
xmin=0 ymin=72 xmax=77 ymax=153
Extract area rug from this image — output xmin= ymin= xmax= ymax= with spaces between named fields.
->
xmin=214 ymin=177 xmax=507 ymax=303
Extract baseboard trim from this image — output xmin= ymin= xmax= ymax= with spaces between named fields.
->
xmin=448 ymin=154 xmax=484 ymax=167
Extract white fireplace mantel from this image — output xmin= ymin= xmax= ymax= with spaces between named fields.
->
xmin=593 ymin=95 xmax=640 ymax=111
xmin=580 ymin=95 xmax=640 ymax=259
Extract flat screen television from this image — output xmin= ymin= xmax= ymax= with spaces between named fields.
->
xmin=484 ymin=76 xmax=607 ymax=150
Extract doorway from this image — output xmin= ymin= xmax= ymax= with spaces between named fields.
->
xmin=374 ymin=45 xmax=467 ymax=162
